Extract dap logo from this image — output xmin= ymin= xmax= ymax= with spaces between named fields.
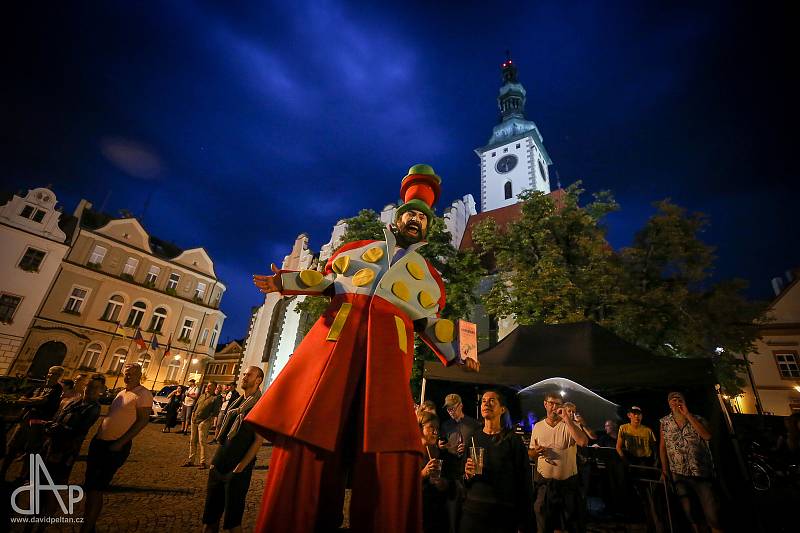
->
xmin=11 ymin=454 xmax=84 ymax=515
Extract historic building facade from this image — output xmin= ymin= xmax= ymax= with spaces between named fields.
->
xmin=239 ymin=57 xmax=558 ymax=388
xmin=737 ymin=270 xmax=800 ymax=415
xmin=0 ymin=187 xmax=71 ymax=374
xmin=204 ymin=339 xmax=244 ymax=387
xmin=8 ymin=199 xmax=227 ymax=389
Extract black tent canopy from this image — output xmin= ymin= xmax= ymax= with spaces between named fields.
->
xmin=424 ymin=322 xmax=716 ymax=393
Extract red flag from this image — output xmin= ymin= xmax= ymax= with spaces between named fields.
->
xmin=133 ymin=327 xmax=146 ymax=349
xmin=164 ymin=334 xmax=172 ymax=358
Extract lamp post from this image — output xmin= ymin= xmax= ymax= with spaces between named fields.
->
xmin=151 ymin=348 xmax=166 ymax=393
xmin=111 ymin=358 xmax=126 ymax=390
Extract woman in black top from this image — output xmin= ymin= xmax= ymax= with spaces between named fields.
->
xmin=419 ymin=411 xmax=452 ymax=533
xmin=462 ymin=390 xmax=533 ymax=533
xmin=163 ymin=386 xmax=183 ymax=432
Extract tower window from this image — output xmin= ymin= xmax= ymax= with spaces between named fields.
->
xmin=516 ymin=143 xmax=520 ymax=149
xmin=504 ymin=181 xmax=513 ymax=200
xmin=491 ymin=152 xmax=496 ymax=157
xmin=503 ymin=148 xmax=508 ymax=153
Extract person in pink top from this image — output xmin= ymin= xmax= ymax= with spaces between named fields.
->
xmin=81 ymin=363 xmax=153 ymax=532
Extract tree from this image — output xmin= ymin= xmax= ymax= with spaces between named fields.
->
xmin=614 ymin=201 xmax=766 ymax=392
xmin=472 ymin=187 xmax=766 ymax=393
xmin=472 ymin=183 xmax=622 ymax=325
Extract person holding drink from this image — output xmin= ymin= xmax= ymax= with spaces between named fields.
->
xmin=529 ymin=393 xmax=589 ymax=533
xmin=419 ymin=411 xmax=452 ymax=533
xmin=461 ymin=390 xmax=533 ymax=533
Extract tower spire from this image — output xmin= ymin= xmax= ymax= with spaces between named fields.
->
xmin=498 ymin=53 xmax=525 ymax=120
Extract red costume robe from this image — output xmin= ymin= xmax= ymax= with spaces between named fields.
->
xmin=246 ymin=228 xmax=460 ymax=532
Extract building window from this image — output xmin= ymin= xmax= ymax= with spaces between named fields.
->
xmin=210 ymin=323 xmax=219 ymax=348
xmin=491 ymin=152 xmax=496 ymax=157
xmin=81 ymin=342 xmax=103 ymax=369
xmin=516 ymin=143 xmax=520 ymax=149
xmin=145 ymin=265 xmax=160 ymax=285
xmin=503 ymin=147 xmax=508 ymax=153
xmin=148 ymin=306 xmax=167 ymax=332
xmin=20 ymin=204 xmax=46 ymax=223
xmin=109 ymin=348 xmax=127 ymax=374
xmin=775 ymin=351 xmax=800 ymax=379
xmin=18 ymin=247 xmax=46 ymax=272
xmin=64 ymin=287 xmax=89 ymax=314
xmin=0 ymin=294 xmax=23 ymax=323
xmin=125 ymin=301 xmax=147 ymax=327
xmin=88 ymin=245 xmax=107 ymax=267
xmin=102 ymin=294 xmax=125 ymax=322
xmin=200 ymin=328 xmax=209 ymax=345
xmin=138 ymin=352 xmax=152 ymax=377
xmin=194 ymin=282 xmax=206 ymax=301
xmin=165 ymin=358 xmax=181 ymax=381
xmin=122 ymin=257 xmax=139 ymax=277
xmin=179 ymin=318 xmax=195 ymax=342
xmin=504 ymin=181 xmax=513 ymax=200
xmin=167 ymin=272 xmax=180 ymax=291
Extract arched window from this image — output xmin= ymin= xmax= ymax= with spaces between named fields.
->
xmin=148 ymin=307 xmax=167 ymax=333
xmin=109 ymin=348 xmax=127 ymax=374
xmin=504 ymin=181 xmax=513 ymax=200
xmin=210 ymin=323 xmax=219 ymax=348
xmin=165 ymin=357 xmax=181 ymax=381
xmin=102 ymin=295 xmax=124 ymax=322
xmin=81 ymin=342 xmax=103 ymax=369
xmin=138 ymin=352 xmax=152 ymax=377
xmin=125 ymin=301 xmax=147 ymax=328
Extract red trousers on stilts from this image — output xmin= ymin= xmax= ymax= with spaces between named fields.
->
xmin=256 ymin=434 xmax=422 ymax=532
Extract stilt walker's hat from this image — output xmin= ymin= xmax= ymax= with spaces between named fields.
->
xmin=395 ymin=164 xmax=441 ymax=224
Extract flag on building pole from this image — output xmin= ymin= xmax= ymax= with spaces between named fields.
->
xmin=134 ymin=327 xmax=146 ymax=350
xmin=150 ymin=334 xmax=159 ymax=351
xmin=164 ymin=334 xmax=172 ymax=358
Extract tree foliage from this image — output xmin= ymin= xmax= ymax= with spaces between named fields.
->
xmin=473 ymin=186 xmax=767 ymax=394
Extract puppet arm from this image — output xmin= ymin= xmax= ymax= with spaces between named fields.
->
xmin=278 ymin=269 xmax=335 ymax=296
xmin=415 ymin=317 xmax=460 ymax=366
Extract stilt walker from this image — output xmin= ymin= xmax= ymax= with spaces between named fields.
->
xmin=248 ymin=164 xmax=479 ymax=532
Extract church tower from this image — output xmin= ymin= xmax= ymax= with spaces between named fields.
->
xmin=475 ymin=56 xmax=553 ymax=212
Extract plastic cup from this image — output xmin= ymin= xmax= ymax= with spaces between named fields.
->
xmin=429 ymin=458 xmax=442 ymax=481
xmin=470 ymin=446 xmax=485 ymax=475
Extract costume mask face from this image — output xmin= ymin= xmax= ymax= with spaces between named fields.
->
xmin=395 ymin=209 xmax=428 ymax=247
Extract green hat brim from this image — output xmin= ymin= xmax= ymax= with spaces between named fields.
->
xmin=395 ymin=199 xmax=435 ymax=223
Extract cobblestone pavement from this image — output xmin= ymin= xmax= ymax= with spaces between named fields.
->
xmin=8 ymin=417 xmax=274 ymax=532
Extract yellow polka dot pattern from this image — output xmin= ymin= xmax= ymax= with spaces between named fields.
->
xmin=352 ymin=268 xmax=375 ymax=287
xmin=406 ymin=261 xmax=425 ymax=280
xmin=361 ymin=247 xmax=384 ymax=263
xmin=391 ymin=281 xmax=410 ymax=301
xmin=299 ymin=270 xmax=324 ymax=287
xmin=332 ymin=255 xmax=350 ymax=274
xmin=418 ymin=291 xmax=437 ymax=309
xmin=434 ymin=320 xmax=454 ymax=343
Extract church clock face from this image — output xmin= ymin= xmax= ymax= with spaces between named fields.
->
xmin=495 ymin=154 xmax=517 ymax=173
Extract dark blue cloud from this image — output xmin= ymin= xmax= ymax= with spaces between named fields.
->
xmin=3 ymin=0 xmax=795 ymax=340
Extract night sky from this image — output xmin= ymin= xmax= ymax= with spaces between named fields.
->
xmin=3 ymin=1 xmax=796 ymax=341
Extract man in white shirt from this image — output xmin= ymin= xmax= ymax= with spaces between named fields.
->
xmin=181 ymin=378 xmax=199 ymax=434
xmin=82 ymin=363 xmax=153 ymax=532
xmin=529 ymin=393 xmax=589 ymax=533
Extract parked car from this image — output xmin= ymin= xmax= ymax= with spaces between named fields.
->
xmin=151 ymin=385 xmax=181 ymax=421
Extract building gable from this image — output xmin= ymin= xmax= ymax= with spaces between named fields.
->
xmin=173 ymin=247 xmax=216 ymax=278
xmin=0 ymin=187 xmax=67 ymax=243
xmin=94 ymin=218 xmax=153 ymax=253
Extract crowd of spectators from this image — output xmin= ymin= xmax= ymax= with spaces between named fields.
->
xmin=416 ymin=390 xmax=726 ymax=533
